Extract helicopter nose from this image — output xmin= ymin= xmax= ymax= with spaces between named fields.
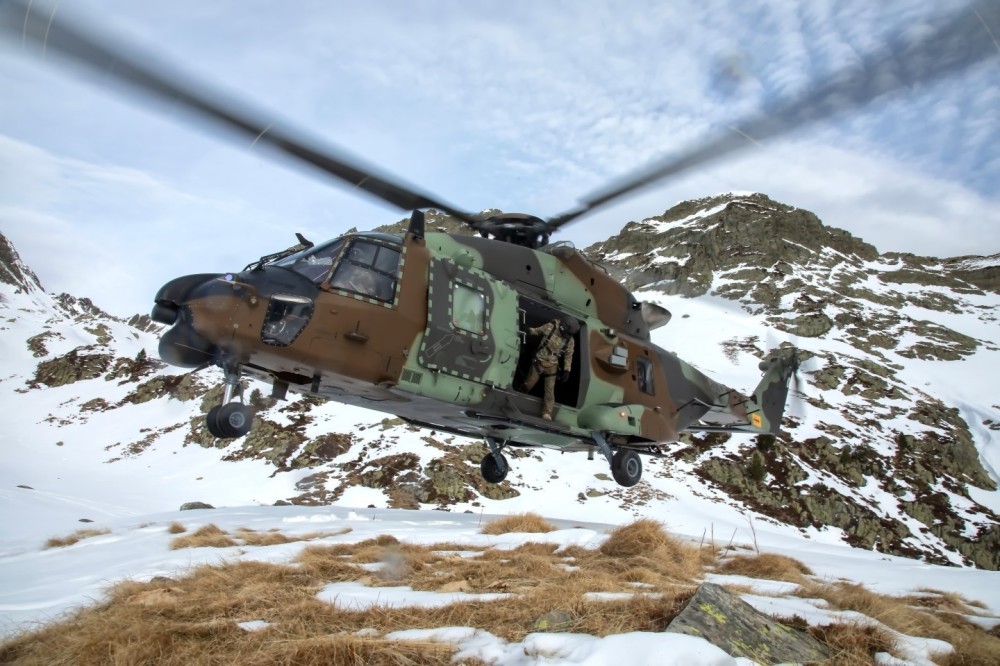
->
xmin=152 ymin=273 xmax=225 ymax=324
xmin=153 ymin=273 xmax=228 ymax=368
xmin=153 ymin=267 xmax=319 ymax=369
xmin=158 ymin=307 xmax=218 ymax=368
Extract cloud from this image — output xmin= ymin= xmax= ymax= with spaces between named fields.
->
xmin=0 ymin=135 xmax=307 ymax=316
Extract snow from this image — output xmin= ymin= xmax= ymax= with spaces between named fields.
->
xmin=382 ymin=627 xmax=748 ymax=666
xmin=317 ymin=581 xmax=509 ymax=609
xmin=645 ymin=203 xmax=729 ymax=234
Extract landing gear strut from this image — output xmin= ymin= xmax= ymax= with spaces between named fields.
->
xmin=480 ymin=436 xmax=509 ymax=484
xmin=592 ymin=431 xmax=642 ymax=487
xmin=206 ymin=364 xmax=254 ymax=439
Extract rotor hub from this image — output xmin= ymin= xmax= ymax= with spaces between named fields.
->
xmin=477 ymin=213 xmax=551 ymax=248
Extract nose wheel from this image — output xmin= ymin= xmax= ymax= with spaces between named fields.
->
xmin=480 ymin=436 xmax=510 ymax=484
xmin=206 ymin=364 xmax=255 ymax=439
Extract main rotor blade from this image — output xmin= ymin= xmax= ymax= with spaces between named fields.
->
xmin=547 ymin=2 xmax=1000 ymax=230
xmin=0 ymin=0 xmax=479 ymax=225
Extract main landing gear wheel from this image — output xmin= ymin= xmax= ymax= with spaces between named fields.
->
xmin=611 ymin=449 xmax=642 ymax=487
xmin=481 ymin=452 xmax=509 ymax=484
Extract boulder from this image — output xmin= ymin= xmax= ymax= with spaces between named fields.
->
xmin=665 ymin=583 xmax=829 ymax=664
xmin=179 ymin=501 xmax=215 ymax=511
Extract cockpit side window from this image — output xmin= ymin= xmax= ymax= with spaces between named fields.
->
xmin=636 ymin=355 xmax=655 ymax=395
xmin=275 ymin=239 xmax=346 ymax=284
xmin=329 ymin=240 xmax=401 ymax=302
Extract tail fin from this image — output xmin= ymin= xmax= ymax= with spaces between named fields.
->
xmin=749 ymin=347 xmax=799 ymax=435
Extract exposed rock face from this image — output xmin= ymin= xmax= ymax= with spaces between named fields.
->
xmin=0 ymin=232 xmax=44 ymax=292
xmin=665 ymin=583 xmax=830 ymax=664
xmin=941 ymin=253 xmax=1000 ymax=293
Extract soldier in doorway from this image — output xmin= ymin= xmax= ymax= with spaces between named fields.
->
xmin=522 ymin=317 xmax=577 ymax=420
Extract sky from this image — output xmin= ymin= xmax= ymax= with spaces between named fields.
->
xmin=0 ymin=0 xmax=998 ymax=317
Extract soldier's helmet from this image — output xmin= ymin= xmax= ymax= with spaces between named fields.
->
xmin=560 ymin=317 xmax=580 ymax=335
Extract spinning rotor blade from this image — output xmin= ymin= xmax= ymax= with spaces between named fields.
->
xmin=0 ymin=0 xmax=478 ymax=225
xmin=547 ymin=2 xmax=1000 ymax=230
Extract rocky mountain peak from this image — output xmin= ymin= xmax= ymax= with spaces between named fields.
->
xmin=586 ymin=192 xmax=879 ymax=296
xmin=0 ymin=231 xmax=44 ymax=295
xmin=374 ymin=209 xmax=483 ymax=236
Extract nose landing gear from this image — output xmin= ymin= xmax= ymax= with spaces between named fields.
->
xmin=206 ymin=364 xmax=255 ymax=439
xmin=480 ymin=436 xmax=510 ymax=484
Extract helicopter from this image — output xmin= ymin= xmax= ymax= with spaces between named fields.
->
xmin=3 ymin=1 xmax=996 ymax=488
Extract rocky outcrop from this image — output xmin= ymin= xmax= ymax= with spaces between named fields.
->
xmin=665 ymin=583 xmax=830 ymax=664
xmin=0 ymin=232 xmax=43 ymax=292
xmin=29 ymin=346 xmax=114 ymax=388
xmin=687 ymin=408 xmax=1000 ymax=569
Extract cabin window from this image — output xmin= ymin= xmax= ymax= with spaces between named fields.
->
xmin=329 ymin=240 xmax=400 ymax=302
xmin=452 ymin=282 xmax=486 ymax=335
xmin=636 ymin=356 xmax=655 ymax=395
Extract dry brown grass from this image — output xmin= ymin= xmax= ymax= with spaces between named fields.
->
xmin=169 ymin=524 xmax=238 ymax=550
xmin=169 ymin=524 xmax=353 ymax=550
xmin=43 ymin=528 xmax=111 ymax=549
xmin=808 ymin=621 xmax=896 ymax=666
xmin=9 ymin=521 xmax=1000 ymax=666
xmin=0 ymin=531 xmax=696 ymax=665
xmin=935 ymin=630 xmax=1000 ymax=666
xmin=166 ymin=521 xmax=187 ymax=534
xmin=801 ymin=580 xmax=1000 ymax=666
xmin=480 ymin=512 xmax=557 ymax=535
xmin=716 ymin=552 xmax=813 ymax=583
xmin=597 ymin=519 xmax=701 ymax=582
xmin=907 ymin=588 xmax=988 ymax=614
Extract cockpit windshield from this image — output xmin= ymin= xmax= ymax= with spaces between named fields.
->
xmin=329 ymin=239 xmax=401 ymax=302
xmin=274 ymin=239 xmax=346 ymax=283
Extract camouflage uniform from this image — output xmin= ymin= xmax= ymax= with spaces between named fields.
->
xmin=523 ymin=319 xmax=576 ymax=420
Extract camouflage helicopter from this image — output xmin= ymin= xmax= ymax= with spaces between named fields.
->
xmin=4 ymin=1 xmax=996 ymax=487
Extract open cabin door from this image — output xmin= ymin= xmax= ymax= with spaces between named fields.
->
xmin=417 ymin=259 xmax=521 ymax=388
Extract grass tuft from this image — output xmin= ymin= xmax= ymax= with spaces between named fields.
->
xmin=598 ymin=519 xmax=701 ymax=582
xmin=169 ymin=524 xmax=238 ymax=550
xmin=716 ymin=552 xmax=813 ymax=582
xmin=44 ymin=528 xmax=111 ymax=549
xmin=480 ymin=513 xmax=557 ymax=535
xmin=808 ymin=621 xmax=896 ymax=666
xmin=599 ymin=519 xmax=673 ymax=558
xmin=168 ymin=524 xmax=353 ymax=550
xmin=166 ymin=522 xmax=186 ymax=534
